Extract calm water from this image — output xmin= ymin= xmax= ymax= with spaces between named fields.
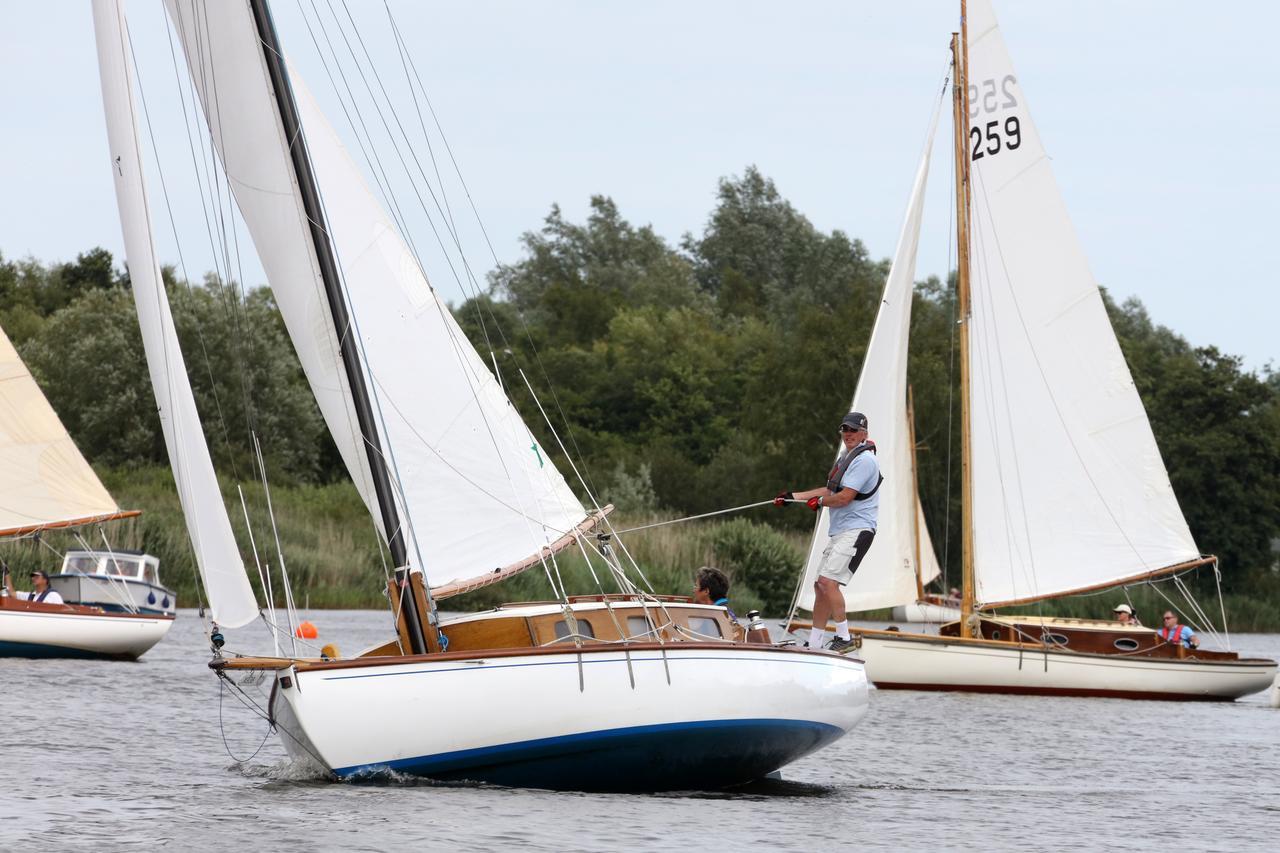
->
xmin=2 ymin=610 xmax=1277 ymax=851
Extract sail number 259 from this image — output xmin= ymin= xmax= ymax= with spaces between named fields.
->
xmin=968 ymin=74 xmax=1020 ymax=162
xmin=971 ymin=117 xmax=1021 ymax=161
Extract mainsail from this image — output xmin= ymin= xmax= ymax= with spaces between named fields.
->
xmin=964 ymin=0 xmax=1200 ymax=607
xmin=797 ymin=104 xmax=943 ymax=613
xmin=92 ymin=0 xmax=259 ymax=628
xmin=164 ymin=1 xmax=592 ymax=592
xmin=0 ymin=324 xmax=131 ymax=538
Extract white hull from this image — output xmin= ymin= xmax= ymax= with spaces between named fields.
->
xmin=0 ymin=606 xmax=174 ymax=660
xmin=889 ymin=601 xmax=961 ymax=622
xmin=858 ymin=632 xmax=1276 ymax=701
xmin=258 ymin=645 xmax=868 ymax=790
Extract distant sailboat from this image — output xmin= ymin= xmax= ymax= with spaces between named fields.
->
xmin=0 ymin=324 xmax=174 ymax=659
xmin=801 ymin=0 xmax=1276 ymax=701
xmin=92 ymin=0 xmax=868 ymax=788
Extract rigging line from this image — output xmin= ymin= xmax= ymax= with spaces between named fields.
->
xmin=217 ymin=677 xmax=274 ymax=765
xmin=334 ymin=0 xmax=499 ymax=360
xmin=135 ymin=9 xmax=241 ymax=476
xmin=378 ymin=2 xmax=602 ymax=502
xmin=968 ymin=178 xmax=1037 ymax=605
xmin=179 ymin=2 xmax=267 ymax=447
xmin=970 ymin=163 xmax=1169 ymax=577
xmin=609 ymin=501 xmax=781 ymax=536
xmin=942 ymin=64 xmax=957 ymax=595
xmin=296 ymin=0 xmax=432 ymax=269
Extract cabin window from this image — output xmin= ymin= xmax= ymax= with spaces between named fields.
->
xmin=1113 ymin=637 xmax=1140 ymax=651
xmin=553 ymin=619 xmax=594 ymax=640
xmin=64 ymin=555 xmax=99 ymax=574
xmin=1043 ymin=633 xmax=1069 ymax=647
xmin=626 ymin=615 xmax=656 ymax=639
xmin=105 ymin=558 xmax=141 ymax=578
xmin=687 ymin=617 xmax=722 ymax=639
xmin=142 ymin=563 xmax=158 ymax=584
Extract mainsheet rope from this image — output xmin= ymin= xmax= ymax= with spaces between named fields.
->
xmin=607 ymin=499 xmax=796 ymax=537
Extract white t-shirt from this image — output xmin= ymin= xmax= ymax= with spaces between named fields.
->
xmin=19 ymin=589 xmax=64 ymax=605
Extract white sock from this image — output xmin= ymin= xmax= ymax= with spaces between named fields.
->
xmin=808 ymin=627 xmax=824 ymax=649
xmin=835 ymin=620 xmax=850 ymax=640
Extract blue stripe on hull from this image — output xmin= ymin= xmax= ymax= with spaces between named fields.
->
xmin=0 ymin=639 xmax=135 ymax=661
xmin=335 ymin=718 xmax=844 ymax=791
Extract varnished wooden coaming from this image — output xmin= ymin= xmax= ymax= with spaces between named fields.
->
xmin=0 ymin=596 xmax=174 ymax=621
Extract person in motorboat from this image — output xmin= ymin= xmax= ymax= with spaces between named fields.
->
xmin=691 ymin=565 xmax=735 ymax=621
xmin=2 ymin=566 xmax=65 ymax=605
xmin=1112 ymin=603 xmax=1141 ymax=626
xmin=1156 ymin=611 xmax=1199 ymax=649
xmin=774 ymin=411 xmax=881 ymax=653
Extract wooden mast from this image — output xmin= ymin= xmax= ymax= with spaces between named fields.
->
xmin=952 ymin=1 xmax=977 ymax=637
xmin=907 ymin=384 xmax=925 ymax=602
xmin=246 ymin=0 xmax=433 ymax=654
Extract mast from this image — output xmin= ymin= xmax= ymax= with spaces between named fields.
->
xmin=246 ymin=0 xmax=430 ymax=654
xmin=952 ymin=4 xmax=977 ymax=637
xmin=907 ymin=384 xmax=924 ymax=602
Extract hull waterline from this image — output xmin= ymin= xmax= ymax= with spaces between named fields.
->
xmin=251 ymin=644 xmax=868 ymax=791
xmin=0 ymin=605 xmax=174 ymax=660
xmin=858 ymin=632 xmax=1277 ymax=701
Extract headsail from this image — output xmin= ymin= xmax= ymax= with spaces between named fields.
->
xmin=797 ymin=100 xmax=943 ymax=614
xmin=964 ymin=0 xmax=1199 ymax=607
xmin=165 ymin=1 xmax=592 ymax=591
xmin=93 ymin=0 xmax=258 ymax=628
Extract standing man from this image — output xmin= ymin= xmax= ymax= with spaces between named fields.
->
xmin=775 ymin=411 xmax=881 ymax=652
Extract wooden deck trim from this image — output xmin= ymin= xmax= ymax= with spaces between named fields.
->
xmin=209 ymin=639 xmax=860 ymax=674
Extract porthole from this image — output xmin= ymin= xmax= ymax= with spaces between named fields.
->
xmin=991 ymin=629 xmax=1001 ymax=640
xmin=1043 ymin=633 xmax=1069 ymax=646
xmin=1113 ymin=637 xmax=1139 ymax=651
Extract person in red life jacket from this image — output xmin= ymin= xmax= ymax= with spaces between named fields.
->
xmin=773 ymin=411 xmax=881 ymax=653
xmin=2 ymin=565 xmax=65 ymax=605
xmin=1156 ymin=610 xmax=1198 ymax=649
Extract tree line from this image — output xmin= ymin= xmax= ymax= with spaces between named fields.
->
xmin=2 ymin=166 xmax=1277 ymax=597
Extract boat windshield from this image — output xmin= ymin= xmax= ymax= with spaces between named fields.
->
xmin=104 ymin=557 xmax=142 ymax=578
xmin=63 ymin=554 xmax=102 ymax=574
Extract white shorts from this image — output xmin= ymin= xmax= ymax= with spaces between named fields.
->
xmin=817 ymin=529 xmax=876 ymax=586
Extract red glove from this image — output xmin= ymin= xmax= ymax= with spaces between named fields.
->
xmin=773 ymin=491 xmax=793 ymax=507
xmin=806 ymin=496 xmax=822 ymax=511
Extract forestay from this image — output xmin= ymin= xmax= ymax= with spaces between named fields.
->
xmin=165 ymin=1 xmax=591 ymax=591
xmin=964 ymin=0 xmax=1199 ymax=607
xmin=798 ymin=104 xmax=943 ymax=614
xmin=93 ymin=0 xmax=259 ymax=628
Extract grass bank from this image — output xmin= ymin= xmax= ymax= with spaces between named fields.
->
xmin=4 ymin=466 xmax=1276 ymax=632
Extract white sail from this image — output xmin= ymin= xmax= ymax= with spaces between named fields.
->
xmin=0 ymin=324 xmax=125 ymax=537
xmin=164 ymin=1 xmax=591 ymax=590
xmin=93 ymin=0 xmax=258 ymax=628
xmin=964 ymin=0 xmax=1199 ymax=607
xmin=798 ymin=106 xmax=942 ymax=614
xmin=162 ymin=0 xmax=383 ymax=539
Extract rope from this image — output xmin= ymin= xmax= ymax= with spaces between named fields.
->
xmin=608 ymin=500 xmax=784 ymax=536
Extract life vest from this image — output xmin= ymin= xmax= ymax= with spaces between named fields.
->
xmin=1160 ymin=624 xmax=1185 ymax=646
xmin=826 ymin=443 xmax=884 ymax=501
xmin=32 ymin=588 xmax=51 ymax=603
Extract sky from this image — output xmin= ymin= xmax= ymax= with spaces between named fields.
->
xmin=1 ymin=1 xmax=1277 ymax=371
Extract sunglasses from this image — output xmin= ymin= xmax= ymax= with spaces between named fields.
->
xmin=839 ymin=426 xmax=861 ymax=434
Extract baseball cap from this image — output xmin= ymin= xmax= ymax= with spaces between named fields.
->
xmin=1112 ymin=603 xmax=1133 ymax=615
xmin=840 ymin=412 xmax=868 ymax=431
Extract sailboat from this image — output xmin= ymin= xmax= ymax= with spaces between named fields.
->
xmin=793 ymin=0 xmax=1276 ymax=701
xmin=91 ymin=0 xmax=867 ymax=789
xmin=0 ymin=324 xmax=175 ymax=660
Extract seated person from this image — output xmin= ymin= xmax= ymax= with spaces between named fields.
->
xmin=2 ymin=566 xmax=65 ymax=605
xmin=691 ymin=566 xmax=735 ymax=621
xmin=1112 ymin=603 xmax=1140 ymax=626
xmin=1156 ymin=610 xmax=1198 ymax=649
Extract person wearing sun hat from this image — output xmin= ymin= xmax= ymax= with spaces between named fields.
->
xmin=1111 ymin=603 xmax=1140 ymax=626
